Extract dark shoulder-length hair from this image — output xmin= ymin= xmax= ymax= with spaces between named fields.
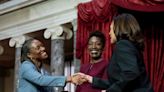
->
xmin=21 ymin=39 xmax=34 ymax=63
xmin=113 ymin=13 xmax=144 ymax=51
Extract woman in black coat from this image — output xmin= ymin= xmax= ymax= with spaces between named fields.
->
xmin=78 ymin=13 xmax=154 ymax=92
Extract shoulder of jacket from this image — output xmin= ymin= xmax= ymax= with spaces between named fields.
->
xmin=21 ymin=60 xmax=35 ymax=69
xmin=116 ymin=40 xmax=135 ymax=48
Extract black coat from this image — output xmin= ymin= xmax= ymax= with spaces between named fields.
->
xmin=92 ymin=40 xmax=154 ymax=92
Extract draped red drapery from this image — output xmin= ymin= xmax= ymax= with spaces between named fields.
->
xmin=144 ymin=24 xmax=164 ymax=92
xmin=111 ymin=0 xmax=164 ymax=12
xmin=76 ymin=0 xmax=117 ymax=63
xmin=76 ymin=0 xmax=164 ymax=92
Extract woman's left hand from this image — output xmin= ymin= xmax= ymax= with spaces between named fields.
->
xmin=76 ymin=72 xmax=93 ymax=83
xmin=101 ymin=90 xmax=106 ymax=92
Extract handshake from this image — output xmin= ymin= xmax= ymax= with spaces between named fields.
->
xmin=68 ymin=73 xmax=106 ymax=92
xmin=68 ymin=73 xmax=93 ymax=85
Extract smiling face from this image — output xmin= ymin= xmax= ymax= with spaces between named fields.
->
xmin=88 ymin=36 xmax=103 ymax=60
xmin=109 ymin=21 xmax=117 ymax=44
xmin=28 ymin=39 xmax=48 ymax=60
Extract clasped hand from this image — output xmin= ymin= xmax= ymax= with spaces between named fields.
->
xmin=70 ymin=73 xmax=106 ymax=92
xmin=70 ymin=73 xmax=92 ymax=85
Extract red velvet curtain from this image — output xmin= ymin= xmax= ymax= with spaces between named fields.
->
xmin=111 ymin=0 xmax=164 ymax=12
xmin=76 ymin=0 xmax=164 ymax=92
xmin=144 ymin=25 xmax=164 ymax=92
xmin=76 ymin=0 xmax=117 ymax=64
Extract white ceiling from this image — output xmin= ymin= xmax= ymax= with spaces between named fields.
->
xmin=0 ymin=0 xmax=44 ymax=15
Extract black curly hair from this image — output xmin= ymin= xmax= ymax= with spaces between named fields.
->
xmin=88 ymin=30 xmax=106 ymax=49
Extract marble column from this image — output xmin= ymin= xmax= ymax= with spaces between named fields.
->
xmin=44 ymin=26 xmax=72 ymax=92
xmin=9 ymin=36 xmax=25 ymax=92
xmin=70 ymin=19 xmax=79 ymax=92
xmin=71 ymin=19 xmax=80 ymax=72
